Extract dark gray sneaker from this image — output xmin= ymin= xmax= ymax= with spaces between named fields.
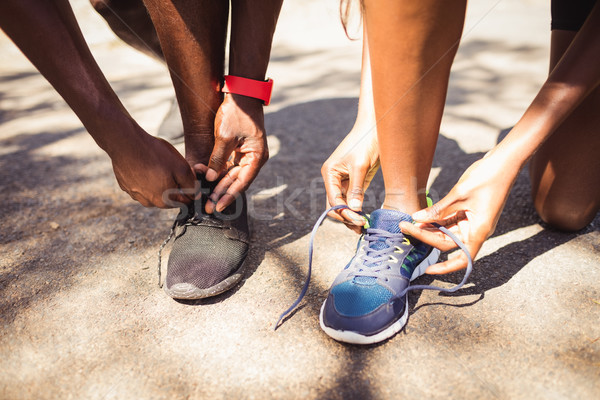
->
xmin=158 ymin=191 xmax=250 ymax=299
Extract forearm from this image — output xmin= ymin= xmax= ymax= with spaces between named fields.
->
xmin=0 ymin=0 xmax=134 ymax=154
xmin=228 ymin=0 xmax=283 ymax=80
xmin=489 ymin=2 xmax=600 ymax=171
xmin=354 ymin=26 xmax=375 ymax=132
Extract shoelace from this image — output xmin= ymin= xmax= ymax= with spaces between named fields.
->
xmin=274 ymin=205 xmax=473 ymax=330
xmin=350 ymin=229 xmax=411 ymax=279
xmin=157 ymin=218 xmax=178 ymax=288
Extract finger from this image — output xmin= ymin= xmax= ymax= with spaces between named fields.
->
xmin=212 ymin=151 xmax=265 ymax=213
xmin=176 ymin=165 xmax=197 ymax=201
xmin=205 ymin=167 xmax=240 ymax=213
xmin=131 ymin=192 xmax=152 ymax=208
xmin=323 ymin=195 xmax=363 ymax=228
xmin=158 ymin=193 xmax=191 ymax=209
xmin=206 ymin=135 xmax=238 ymax=182
xmin=426 ymin=230 xmax=484 ymax=275
xmin=326 ymin=206 xmax=347 ymax=223
xmin=399 ymin=221 xmax=460 ymax=252
xmin=343 ymin=221 xmax=364 ymax=234
xmin=215 ymin=192 xmax=238 ymax=213
xmin=332 ymin=194 xmax=365 ymax=226
xmin=214 ymin=167 xmax=252 ymax=212
xmin=195 ymin=162 xmax=231 ymax=202
xmin=424 ymin=252 xmax=469 ymax=274
xmin=327 ymin=207 xmax=366 ymax=227
xmin=346 ymin=165 xmax=368 ymax=212
xmin=193 ymin=163 xmax=209 ymax=176
xmin=322 ymin=173 xmax=364 ymax=226
xmin=322 ymin=170 xmax=347 ymax=211
xmin=457 ymin=217 xmax=470 ymax=240
xmin=160 ymin=185 xmax=195 ymax=209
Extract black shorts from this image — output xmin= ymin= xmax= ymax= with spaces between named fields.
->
xmin=551 ymin=0 xmax=597 ymax=31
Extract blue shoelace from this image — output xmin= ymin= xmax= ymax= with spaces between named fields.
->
xmin=274 ymin=205 xmax=473 ymax=330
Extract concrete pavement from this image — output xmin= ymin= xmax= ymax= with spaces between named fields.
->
xmin=1 ymin=0 xmax=598 ymax=399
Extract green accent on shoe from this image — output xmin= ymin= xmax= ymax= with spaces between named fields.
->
xmin=363 ymin=214 xmax=371 ymax=229
xmin=426 ymin=190 xmax=433 ymax=208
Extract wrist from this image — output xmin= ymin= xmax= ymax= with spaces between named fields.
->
xmin=483 ymin=146 xmax=523 ymax=182
xmin=89 ymin=111 xmax=145 ymax=157
xmin=222 ymin=75 xmax=273 ymax=105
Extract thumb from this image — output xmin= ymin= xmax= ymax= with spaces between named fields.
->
xmin=206 ymin=134 xmax=237 ymax=182
xmin=412 ymin=192 xmax=456 ymax=223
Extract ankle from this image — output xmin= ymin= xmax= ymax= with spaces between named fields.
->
xmin=184 ymin=127 xmax=214 ymax=166
xmin=381 ymin=195 xmax=428 ymax=216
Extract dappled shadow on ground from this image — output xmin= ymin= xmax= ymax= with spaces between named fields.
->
xmin=0 ymin=56 xmax=178 ymax=326
xmin=2 ymin=29 xmax=597 ymax=397
xmin=0 ymin=126 xmax=165 ymax=325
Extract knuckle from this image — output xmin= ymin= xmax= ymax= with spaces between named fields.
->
xmin=138 ymin=198 xmax=152 ymax=208
xmin=259 ymin=149 xmax=269 ymax=166
xmin=453 ymin=183 xmax=470 ymax=200
xmin=215 ymin=129 xmax=237 ymax=142
xmin=430 ymin=203 xmax=443 ymax=220
xmin=209 ymin=154 xmax=227 ymax=169
xmin=347 ymin=186 xmax=364 ymax=198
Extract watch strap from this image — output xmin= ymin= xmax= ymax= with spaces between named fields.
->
xmin=222 ymin=75 xmax=273 ymax=106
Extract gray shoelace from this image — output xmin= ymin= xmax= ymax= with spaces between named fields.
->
xmin=157 ymin=218 xmax=178 ymax=288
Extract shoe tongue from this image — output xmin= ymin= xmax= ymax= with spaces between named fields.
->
xmin=369 ymin=208 xmax=413 ymax=233
xmin=353 ymin=209 xmax=414 ymax=286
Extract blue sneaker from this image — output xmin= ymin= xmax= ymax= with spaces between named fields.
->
xmin=319 ymin=208 xmax=440 ymax=344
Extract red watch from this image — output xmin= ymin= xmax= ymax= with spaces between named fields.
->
xmin=222 ymin=75 xmax=274 ymax=106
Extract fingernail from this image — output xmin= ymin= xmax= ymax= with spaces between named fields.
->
xmin=399 ymin=221 xmax=411 ymax=230
xmin=348 ymin=199 xmax=361 ymax=210
xmin=353 ymin=217 xmax=366 ymax=226
xmin=205 ymin=169 xmax=218 ymax=182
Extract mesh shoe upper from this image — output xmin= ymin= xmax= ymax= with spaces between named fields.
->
xmin=166 ymin=223 xmax=248 ymax=290
xmin=164 ymin=188 xmax=249 ymax=299
xmin=321 ymin=208 xmax=434 ymax=337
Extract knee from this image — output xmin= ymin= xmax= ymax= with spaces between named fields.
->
xmin=534 ymin=197 xmax=596 ymax=232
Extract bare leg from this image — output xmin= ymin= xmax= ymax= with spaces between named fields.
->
xmin=90 ymin=0 xmax=163 ymax=60
xmin=363 ymin=0 xmax=467 ymax=214
xmin=530 ymin=30 xmax=600 ymax=231
xmin=142 ymin=0 xmax=281 ymax=214
xmin=142 ymin=0 xmax=228 ymax=167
